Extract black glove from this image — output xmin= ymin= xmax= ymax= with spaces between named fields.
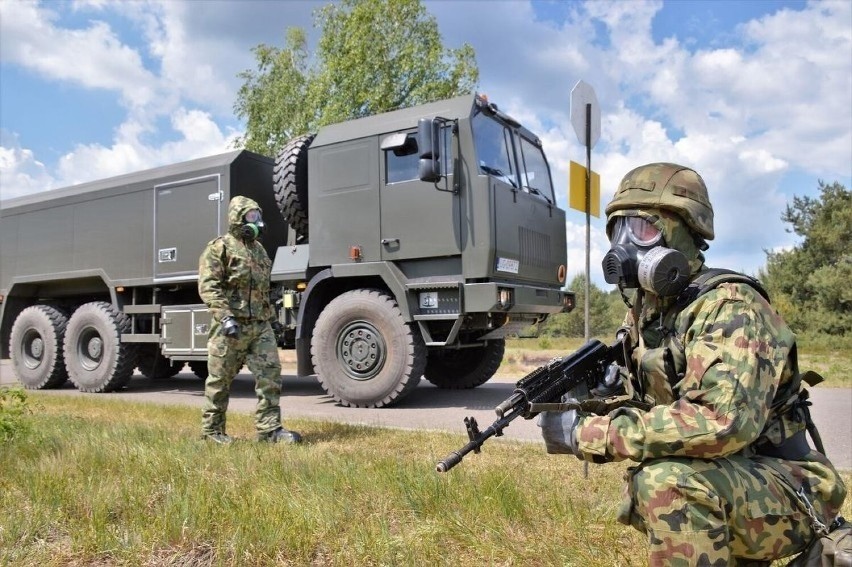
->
xmin=221 ymin=316 xmax=240 ymax=339
xmin=590 ymin=363 xmax=626 ymax=398
xmin=270 ymin=320 xmax=285 ymax=338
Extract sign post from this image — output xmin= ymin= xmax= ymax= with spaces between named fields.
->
xmin=570 ymin=80 xmax=600 ymax=343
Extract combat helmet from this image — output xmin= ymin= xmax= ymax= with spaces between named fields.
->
xmin=606 ymin=163 xmax=714 ymax=241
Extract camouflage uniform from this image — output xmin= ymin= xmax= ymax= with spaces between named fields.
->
xmin=563 ymin=164 xmax=846 ymax=565
xmin=198 ymin=196 xmax=283 ymax=437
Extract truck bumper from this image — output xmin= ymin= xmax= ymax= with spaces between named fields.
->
xmin=462 ymin=282 xmax=574 ymax=314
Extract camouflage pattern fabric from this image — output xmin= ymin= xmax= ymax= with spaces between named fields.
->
xmin=605 ymin=162 xmax=715 ymax=240
xmin=201 ymin=319 xmax=282 ymax=435
xmin=198 ymin=195 xmax=275 ymax=324
xmin=619 ymin=456 xmax=815 ymax=566
xmin=198 ymin=196 xmax=283 ymax=436
xmin=574 ymin=279 xmax=847 ymax=564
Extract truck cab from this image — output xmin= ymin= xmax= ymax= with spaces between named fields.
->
xmin=272 ymin=93 xmax=573 ymax=407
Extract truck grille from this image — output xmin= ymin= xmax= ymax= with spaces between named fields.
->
xmin=519 ymin=227 xmax=551 ymax=269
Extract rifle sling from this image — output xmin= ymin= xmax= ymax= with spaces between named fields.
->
xmin=529 ymin=402 xmax=579 ymax=413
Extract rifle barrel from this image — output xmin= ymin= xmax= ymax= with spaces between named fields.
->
xmin=435 ymin=413 xmax=515 ymax=473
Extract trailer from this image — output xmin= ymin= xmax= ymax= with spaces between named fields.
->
xmin=1 ymin=93 xmax=575 ymax=407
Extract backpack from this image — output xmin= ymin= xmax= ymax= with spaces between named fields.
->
xmin=787 ymin=515 xmax=852 ymax=566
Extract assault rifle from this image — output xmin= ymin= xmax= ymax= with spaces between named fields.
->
xmin=435 ymin=337 xmax=628 ymax=473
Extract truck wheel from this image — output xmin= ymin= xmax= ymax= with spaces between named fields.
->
xmin=189 ymin=361 xmax=209 ymax=380
xmin=311 ymin=289 xmax=426 ymax=408
xmin=424 ymin=340 xmax=506 ymax=389
xmin=136 ymin=345 xmax=182 ymax=379
xmin=64 ymin=302 xmax=137 ymax=393
xmin=9 ymin=305 xmax=69 ymax=389
xmin=274 ymin=133 xmax=314 ymax=239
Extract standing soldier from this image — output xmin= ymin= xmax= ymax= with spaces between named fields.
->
xmin=539 ymin=163 xmax=846 ymax=565
xmin=198 ymin=195 xmax=301 ymax=445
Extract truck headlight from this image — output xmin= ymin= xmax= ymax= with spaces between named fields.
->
xmin=497 ymin=287 xmax=514 ymax=310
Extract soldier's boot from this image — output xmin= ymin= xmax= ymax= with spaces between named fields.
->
xmin=258 ymin=427 xmax=302 ymax=444
xmin=203 ymin=432 xmax=235 ymax=445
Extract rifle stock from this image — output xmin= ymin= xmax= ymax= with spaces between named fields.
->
xmin=436 ymin=338 xmax=624 ymax=473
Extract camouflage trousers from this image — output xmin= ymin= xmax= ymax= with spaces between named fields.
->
xmin=618 ymin=456 xmax=814 ymax=566
xmin=201 ymin=319 xmax=283 ymax=436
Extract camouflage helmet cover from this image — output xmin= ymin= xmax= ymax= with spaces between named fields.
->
xmin=605 ymin=163 xmax=714 ymax=240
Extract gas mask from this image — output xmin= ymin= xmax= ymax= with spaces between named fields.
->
xmin=240 ymin=209 xmax=265 ymax=240
xmin=602 ymin=216 xmax=690 ymax=297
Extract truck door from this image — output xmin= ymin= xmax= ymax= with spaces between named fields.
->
xmin=379 ymin=129 xmax=461 ymax=261
xmin=154 ymin=175 xmax=222 ymax=280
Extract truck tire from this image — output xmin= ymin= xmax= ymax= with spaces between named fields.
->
xmin=136 ymin=345 xmax=182 ymax=379
xmin=311 ymin=289 xmax=426 ymax=408
xmin=274 ymin=133 xmax=314 ymax=239
xmin=424 ymin=340 xmax=506 ymax=389
xmin=64 ymin=302 xmax=137 ymax=393
xmin=189 ymin=361 xmax=209 ymax=380
xmin=9 ymin=305 xmax=69 ymax=389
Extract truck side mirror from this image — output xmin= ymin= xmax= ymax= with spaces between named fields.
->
xmin=417 ymin=118 xmax=441 ymax=183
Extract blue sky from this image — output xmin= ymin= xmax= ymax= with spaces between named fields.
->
xmin=1 ymin=0 xmax=850 ymax=286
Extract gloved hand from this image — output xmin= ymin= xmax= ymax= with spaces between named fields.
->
xmin=270 ymin=320 xmax=285 ymax=338
xmin=537 ymin=399 xmax=582 ymax=457
xmin=590 ymin=363 xmax=626 ymax=398
xmin=221 ymin=316 xmax=240 ymax=339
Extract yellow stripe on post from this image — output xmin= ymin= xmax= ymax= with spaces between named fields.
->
xmin=568 ymin=161 xmax=601 ymax=217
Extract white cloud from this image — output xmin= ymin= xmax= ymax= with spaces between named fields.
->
xmin=53 ymin=108 xmax=238 ymax=187
xmin=0 ymin=1 xmax=158 ymax=108
xmin=0 ymin=133 xmax=57 ymax=201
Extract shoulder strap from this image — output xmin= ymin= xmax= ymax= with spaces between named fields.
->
xmin=674 ymin=268 xmax=770 ymax=312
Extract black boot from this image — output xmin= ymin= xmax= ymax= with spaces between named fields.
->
xmin=258 ymin=427 xmax=302 ymax=444
xmin=203 ymin=432 xmax=234 ymax=445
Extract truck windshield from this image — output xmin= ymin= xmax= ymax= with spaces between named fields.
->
xmin=472 ymin=111 xmax=554 ymax=204
xmin=514 ymin=134 xmax=554 ymax=204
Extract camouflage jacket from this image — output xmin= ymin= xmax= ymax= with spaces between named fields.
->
xmin=198 ymin=196 xmax=274 ymax=324
xmin=577 ymin=271 xmax=847 ymax=523
xmin=578 ymin=278 xmax=821 ymax=462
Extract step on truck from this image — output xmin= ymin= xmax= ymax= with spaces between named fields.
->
xmin=0 ymin=93 xmax=575 ymax=407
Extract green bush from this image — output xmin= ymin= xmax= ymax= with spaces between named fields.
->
xmin=0 ymin=388 xmax=32 ymax=441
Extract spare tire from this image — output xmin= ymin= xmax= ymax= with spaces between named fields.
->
xmin=274 ymin=133 xmax=314 ymax=240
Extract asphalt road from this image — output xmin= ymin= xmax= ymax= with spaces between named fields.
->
xmin=1 ymin=358 xmax=850 ymax=470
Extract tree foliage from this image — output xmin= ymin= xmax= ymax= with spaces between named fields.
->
xmin=540 ymin=275 xmax=625 ymax=339
xmin=760 ymin=181 xmax=851 ymax=336
xmin=234 ymin=0 xmax=479 ymax=156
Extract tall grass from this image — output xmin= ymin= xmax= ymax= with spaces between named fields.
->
xmin=2 ymin=395 xmax=850 ymax=566
xmin=505 ymin=337 xmax=852 ymax=388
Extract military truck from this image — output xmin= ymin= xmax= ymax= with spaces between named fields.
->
xmin=0 ymin=93 xmax=574 ymax=407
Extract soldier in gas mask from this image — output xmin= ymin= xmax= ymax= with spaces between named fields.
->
xmin=539 ymin=163 xmax=846 ymax=565
xmin=198 ymin=195 xmax=301 ymax=445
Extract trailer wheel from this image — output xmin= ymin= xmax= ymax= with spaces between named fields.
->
xmin=9 ymin=305 xmax=69 ymax=389
xmin=189 ymin=361 xmax=209 ymax=380
xmin=136 ymin=345 xmax=182 ymax=379
xmin=311 ymin=289 xmax=426 ymax=408
xmin=424 ymin=340 xmax=506 ymax=389
xmin=64 ymin=302 xmax=137 ymax=393
xmin=274 ymin=133 xmax=314 ymax=240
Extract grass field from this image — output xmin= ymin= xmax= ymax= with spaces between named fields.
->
xmin=1 ymin=394 xmax=850 ymax=566
xmin=503 ymin=337 xmax=852 ymax=388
